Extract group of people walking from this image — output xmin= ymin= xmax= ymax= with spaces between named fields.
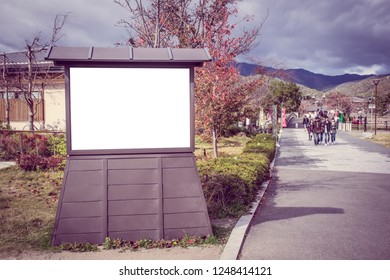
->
xmin=303 ymin=111 xmax=338 ymax=145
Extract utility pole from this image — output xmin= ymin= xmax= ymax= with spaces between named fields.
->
xmin=373 ymin=79 xmax=380 ymax=135
xmin=370 ymin=92 xmax=373 ymax=132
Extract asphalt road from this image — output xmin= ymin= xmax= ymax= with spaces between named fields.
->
xmin=239 ymin=128 xmax=390 ymax=260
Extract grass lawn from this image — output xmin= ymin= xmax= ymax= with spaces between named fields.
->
xmin=349 ymin=130 xmax=390 ymax=148
xmin=194 ymin=135 xmax=251 ymax=159
xmin=0 ymin=135 xmax=250 ymax=255
xmin=369 ymin=131 xmax=390 ymax=148
xmin=0 ymin=168 xmax=62 ymax=256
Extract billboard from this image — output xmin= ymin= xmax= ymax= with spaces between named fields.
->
xmin=68 ymin=67 xmax=191 ymax=153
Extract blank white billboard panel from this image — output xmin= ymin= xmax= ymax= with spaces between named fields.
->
xmin=69 ymin=67 xmax=191 ymax=151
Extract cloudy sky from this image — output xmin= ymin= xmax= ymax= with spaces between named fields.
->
xmin=1 ymin=0 xmax=389 ymax=75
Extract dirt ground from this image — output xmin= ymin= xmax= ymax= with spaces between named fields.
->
xmin=1 ymin=245 xmax=224 ymax=260
xmin=1 ymin=217 xmax=238 ymax=260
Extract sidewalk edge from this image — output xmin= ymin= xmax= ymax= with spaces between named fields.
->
xmin=219 ymin=131 xmax=281 ymax=260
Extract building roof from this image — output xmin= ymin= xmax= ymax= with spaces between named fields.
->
xmin=352 ymin=96 xmax=366 ymax=103
xmin=1 ymin=50 xmax=49 ymax=65
xmin=46 ymin=46 xmax=212 ymax=66
xmin=305 ymin=104 xmax=331 ymax=113
xmin=1 ymin=49 xmax=64 ymax=74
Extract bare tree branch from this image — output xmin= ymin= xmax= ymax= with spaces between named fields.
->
xmin=51 ymin=12 xmax=71 ymax=46
xmin=6 ymin=13 xmax=69 ymax=130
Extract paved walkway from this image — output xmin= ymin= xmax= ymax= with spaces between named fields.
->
xmin=239 ymin=128 xmax=390 ymax=259
xmin=0 ymin=161 xmax=15 ymax=170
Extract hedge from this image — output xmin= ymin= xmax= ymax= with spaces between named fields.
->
xmin=198 ymin=134 xmax=276 ymax=218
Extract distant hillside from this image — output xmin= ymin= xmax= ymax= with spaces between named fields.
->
xmin=325 ymin=75 xmax=390 ymax=98
xmin=237 ymin=62 xmax=374 ymax=91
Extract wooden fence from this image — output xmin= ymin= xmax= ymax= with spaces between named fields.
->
xmin=0 ymin=99 xmax=43 ymax=122
xmin=351 ymin=121 xmax=390 ymax=131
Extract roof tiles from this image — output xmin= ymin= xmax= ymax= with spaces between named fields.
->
xmin=46 ymin=46 xmax=211 ymax=65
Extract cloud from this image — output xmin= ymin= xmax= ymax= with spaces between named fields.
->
xmin=238 ymin=0 xmax=390 ymax=75
xmin=345 ymin=64 xmax=386 ymax=75
xmin=1 ymin=0 xmax=389 ymax=75
xmin=0 ymin=0 xmax=128 ymax=51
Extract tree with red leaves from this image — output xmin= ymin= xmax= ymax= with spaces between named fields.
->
xmin=115 ymin=0 xmax=266 ymax=157
xmin=325 ymin=91 xmax=352 ymax=117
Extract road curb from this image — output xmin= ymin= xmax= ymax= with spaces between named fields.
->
xmin=219 ymin=131 xmax=281 ymax=260
xmin=0 ymin=161 xmax=16 ymax=170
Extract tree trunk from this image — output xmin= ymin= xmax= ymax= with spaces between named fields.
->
xmin=212 ymin=126 xmax=218 ymax=158
xmin=41 ymin=83 xmax=45 ymax=129
xmin=5 ymin=86 xmax=10 ymax=127
xmin=2 ymin=53 xmax=10 ymax=127
xmin=154 ymin=0 xmax=161 ymax=48
xmin=28 ymin=106 xmax=34 ymax=130
xmin=27 ymin=46 xmax=35 ymax=131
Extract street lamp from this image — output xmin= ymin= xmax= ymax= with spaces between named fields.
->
xmin=373 ymin=78 xmax=381 ymax=135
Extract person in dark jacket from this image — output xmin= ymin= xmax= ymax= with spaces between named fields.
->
xmin=303 ymin=115 xmax=309 ymax=131
xmin=323 ymin=118 xmax=331 ymax=145
xmin=311 ymin=116 xmax=323 ymax=145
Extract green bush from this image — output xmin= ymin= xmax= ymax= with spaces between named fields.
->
xmin=243 ymin=134 xmax=276 ymax=161
xmin=47 ymin=134 xmax=67 ymax=157
xmin=198 ymin=134 xmax=276 ymax=218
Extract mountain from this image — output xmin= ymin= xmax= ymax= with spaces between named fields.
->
xmin=237 ymin=62 xmax=374 ymax=91
xmin=325 ymin=75 xmax=390 ymax=98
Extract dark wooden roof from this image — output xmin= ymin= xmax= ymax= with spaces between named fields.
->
xmin=1 ymin=50 xmax=63 ymax=73
xmin=1 ymin=50 xmax=49 ymax=65
xmin=46 ymin=46 xmax=211 ymax=66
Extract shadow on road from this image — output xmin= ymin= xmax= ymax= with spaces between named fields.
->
xmin=252 ymin=206 xmax=344 ymax=225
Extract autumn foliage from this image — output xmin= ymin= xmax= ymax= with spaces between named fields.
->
xmin=115 ymin=0 xmax=265 ymax=157
xmin=193 ymin=2 xmax=263 ymax=155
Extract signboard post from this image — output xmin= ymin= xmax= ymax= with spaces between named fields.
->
xmin=369 ymin=103 xmax=375 ymax=131
xmin=47 ymin=47 xmax=213 ymax=245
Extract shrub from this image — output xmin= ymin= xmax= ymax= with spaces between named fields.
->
xmin=0 ymin=132 xmax=20 ymax=160
xmin=16 ymin=154 xmax=47 ymax=171
xmin=24 ymin=134 xmax=51 ymax=157
xmin=198 ymin=134 xmax=276 ymax=218
xmin=46 ymin=134 xmax=67 ymax=170
xmin=46 ymin=155 xmax=65 ymax=170
xmin=16 ymin=154 xmax=65 ymax=172
xmin=0 ymin=132 xmax=51 ymax=159
xmin=0 ymin=132 xmax=66 ymax=171
xmin=47 ymin=134 xmax=66 ymax=157
xmin=224 ymin=125 xmax=251 ymax=137
xmin=243 ymin=134 xmax=276 ymax=161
